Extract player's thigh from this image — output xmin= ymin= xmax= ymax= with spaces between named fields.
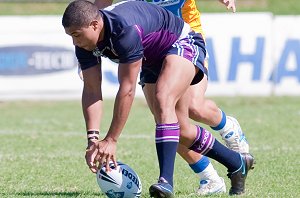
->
xmin=188 ymin=74 xmax=208 ymax=108
xmin=155 ymin=54 xmax=198 ymax=103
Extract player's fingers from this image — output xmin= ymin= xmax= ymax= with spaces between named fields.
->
xmin=86 ymin=152 xmax=98 ymax=173
xmin=91 ymin=153 xmax=104 ymax=173
xmin=105 ymin=158 xmax=111 ymax=172
xmin=89 ymin=165 xmax=98 ymax=173
xmin=231 ymin=1 xmax=236 ymax=13
xmin=112 ymin=156 xmax=118 ymax=169
xmin=97 ymin=162 xmax=103 ymax=171
xmin=228 ymin=0 xmax=236 ymax=12
xmin=100 ymin=153 xmax=107 ymax=168
xmin=110 ymin=156 xmax=115 ymax=171
xmin=106 ymin=154 xmax=116 ymax=170
xmin=232 ymin=5 xmax=236 ymax=13
xmin=226 ymin=3 xmax=235 ymax=12
xmin=86 ymin=158 xmax=98 ymax=173
xmin=93 ymin=148 xmax=103 ymax=163
xmin=94 ymin=152 xmax=102 ymax=161
xmin=85 ymin=146 xmax=99 ymax=173
xmin=85 ymin=152 xmax=93 ymax=167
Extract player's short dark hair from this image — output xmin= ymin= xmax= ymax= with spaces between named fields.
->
xmin=62 ymin=0 xmax=101 ymax=28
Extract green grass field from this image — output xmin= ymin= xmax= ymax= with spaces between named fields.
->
xmin=0 ymin=97 xmax=300 ymax=197
xmin=1 ymin=0 xmax=299 ymax=197
xmin=0 ymin=0 xmax=300 ymax=15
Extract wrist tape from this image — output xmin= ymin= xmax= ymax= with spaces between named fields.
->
xmin=87 ymin=130 xmax=99 ymax=141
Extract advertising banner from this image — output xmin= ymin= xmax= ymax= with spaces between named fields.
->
xmin=0 ymin=14 xmax=299 ymax=100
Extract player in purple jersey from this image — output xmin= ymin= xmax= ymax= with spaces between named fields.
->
xmin=74 ymin=0 xmax=224 ymax=196
xmin=62 ymin=1 xmax=254 ymax=197
xmin=90 ymin=0 xmax=248 ymax=195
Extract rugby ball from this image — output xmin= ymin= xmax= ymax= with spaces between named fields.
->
xmin=96 ymin=161 xmax=142 ymax=198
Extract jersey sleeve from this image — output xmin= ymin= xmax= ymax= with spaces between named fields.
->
xmin=75 ymin=46 xmax=100 ymax=70
xmin=113 ymin=26 xmax=144 ymax=63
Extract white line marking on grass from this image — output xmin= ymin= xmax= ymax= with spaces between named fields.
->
xmin=0 ymin=130 xmax=153 ymax=139
xmin=120 ymin=134 xmax=152 ymax=139
xmin=0 ymin=152 xmax=83 ymax=161
xmin=1 ymin=131 xmax=299 ymax=151
xmin=251 ymin=145 xmax=300 ymax=151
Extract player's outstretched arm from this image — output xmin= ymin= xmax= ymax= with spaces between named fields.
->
xmin=94 ymin=0 xmax=113 ymax=9
xmin=81 ymin=64 xmax=104 ymax=173
xmin=98 ymin=59 xmax=142 ymax=171
xmin=219 ymin=0 xmax=236 ymax=12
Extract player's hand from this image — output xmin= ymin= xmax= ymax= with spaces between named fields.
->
xmin=219 ymin=0 xmax=236 ymax=13
xmin=94 ymin=137 xmax=118 ymax=172
xmin=85 ymin=140 xmax=99 ymax=173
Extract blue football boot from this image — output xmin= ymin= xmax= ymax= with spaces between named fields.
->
xmin=228 ymin=153 xmax=255 ymax=195
xmin=149 ymin=177 xmax=174 ymax=198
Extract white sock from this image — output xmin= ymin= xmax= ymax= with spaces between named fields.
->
xmin=215 ymin=110 xmax=234 ymax=135
xmin=197 ymin=162 xmax=222 ymax=182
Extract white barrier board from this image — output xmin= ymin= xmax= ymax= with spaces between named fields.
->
xmin=0 ymin=14 xmax=300 ymax=99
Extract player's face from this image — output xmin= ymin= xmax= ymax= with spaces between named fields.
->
xmin=65 ymin=21 xmax=102 ymax=51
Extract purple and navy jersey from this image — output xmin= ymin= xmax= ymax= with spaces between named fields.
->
xmin=76 ymin=1 xmax=185 ymax=70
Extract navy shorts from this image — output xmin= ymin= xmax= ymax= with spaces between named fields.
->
xmin=140 ymin=29 xmax=207 ymax=86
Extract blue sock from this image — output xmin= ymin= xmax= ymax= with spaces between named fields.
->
xmin=189 ymin=156 xmax=210 ymax=174
xmin=155 ymin=123 xmax=180 ymax=187
xmin=206 ymin=139 xmax=242 ymax=172
xmin=188 ymin=125 xmax=242 ymax=173
xmin=211 ymin=110 xmax=226 ymax=130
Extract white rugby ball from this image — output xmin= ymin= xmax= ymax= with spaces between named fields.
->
xmin=96 ymin=161 xmax=142 ymax=198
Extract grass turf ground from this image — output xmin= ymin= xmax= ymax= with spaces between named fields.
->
xmin=0 ymin=97 xmax=299 ymax=197
xmin=0 ymin=0 xmax=300 ymax=15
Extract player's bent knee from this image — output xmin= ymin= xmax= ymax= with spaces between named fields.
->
xmin=188 ymin=102 xmax=206 ymax=121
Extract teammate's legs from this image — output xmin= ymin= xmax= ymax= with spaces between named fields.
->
xmin=178 ymin=119 xmax=254 ymax=195
xmin=185 ymin=76 xmax=213 ymax=126
xmin=187 ymin=74 xmax=249 ymax=153
xmin=176 ymin=89 xmax=242 ymax=175
xmin=174 ymin=82 xmax=254 ymax=195
xmin=188 ymin=76 xmax=220 ymax=126
xmin=177 ymin=143 xmax=226 ymax=195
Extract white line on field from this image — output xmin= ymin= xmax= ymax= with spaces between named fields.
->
xmin=0 ymin=132 xmax=299 ymax=151
xmin=0 ymin=130 xmax=153 ymax=138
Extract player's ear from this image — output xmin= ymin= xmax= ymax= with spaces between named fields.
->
xmin=90 ymin=20 xmax=100 ymax=31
